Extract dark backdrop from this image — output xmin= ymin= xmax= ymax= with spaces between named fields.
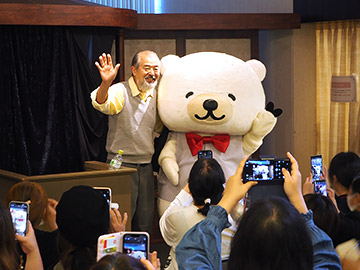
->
xmin=0 ymin=25 xmax=114 ymax=175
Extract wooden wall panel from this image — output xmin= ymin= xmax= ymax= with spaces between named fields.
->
xmin=0 ymin=3 xmax=137 ymax=27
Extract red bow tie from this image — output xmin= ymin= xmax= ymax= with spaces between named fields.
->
xmin=186 ymin=133 xmax=230 ymax=156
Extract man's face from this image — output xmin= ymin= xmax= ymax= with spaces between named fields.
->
xmin=132 ymin=53 xmax=160 ymax=92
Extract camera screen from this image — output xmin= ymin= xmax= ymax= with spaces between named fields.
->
xmin=314 ymin=181 xmax=327 ymax=196
xmin=243 ymin=159 xmax=290 ymax=182
xmin=123 ymin=234 xmax=148 ymax=259
xmin=198 ymin=150 xmax=213 ymax=159
xmin=311 ymin=156 xmax=323 ymax=182
xmin=9 ymin=203 xmax=28 ymax=236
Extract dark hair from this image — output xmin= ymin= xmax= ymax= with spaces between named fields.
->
xmin=350 ymin=173 xmax=360 ymax=194
xmin=188 ymin=158 xmax=225 ymax=216
xmin=328 ymin=152 xmax=360 ymax=190
xmin=0 ymin=202 xmax=19 ymax=270
xmin=56 ymin=185 xmax=109 ymax=248
xmin=131 ymin=50 xmax=158 ymax=70
xmin=228 ymin=197 xmax=313 ymax=270
xmin=303 ymin=194 xmax=340 ymax=238
xmin=57 ymin=234 xmax=96 ymax=270
xmin=89 ymin=252 xmax=146 ymax=270
xmin=5 ymin=181 xmax=48 ymax=227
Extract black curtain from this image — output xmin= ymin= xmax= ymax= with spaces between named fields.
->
xmin=0 ymin=26 xmax=113 ymax=175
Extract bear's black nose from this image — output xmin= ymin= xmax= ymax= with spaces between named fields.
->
xmin=203 ymin=99 xmax=218 ymax=111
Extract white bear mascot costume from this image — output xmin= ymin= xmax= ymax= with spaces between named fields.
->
xmin=157 ymin=52 xmax=280 ymax=215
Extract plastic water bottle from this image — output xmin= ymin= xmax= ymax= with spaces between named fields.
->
xmin=109 ymin=149 xmax=123 ymax=170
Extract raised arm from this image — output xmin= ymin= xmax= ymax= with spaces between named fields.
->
xmin=16 ymin=222 xmax=44 ymax=270
xmin=94 ymin=53 xmax=120 ymax=104
xmin=282 ymin=152 xmax=341 ymax=270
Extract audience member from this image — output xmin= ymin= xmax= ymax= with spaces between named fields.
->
xmin=5 ymin=181 xmax=59 ymax=269
xmin=332 ymin=173 xmax=360 ymax=246
xmin=328 ymin=152 xmax=360 ymax=213
xmin=54 ymin=185 xmax=127 ymax=270
xmin=0 ymin=202 xmax=43 ymax=270
xmin=175 ymin=153 xmax=341 ymax=270
xmin=304 ymin=193 xmax=340 ymax=239
xmin=89 ymin=251 xmax=160 ymax=270
xmin=160 ymin=158 xmax=241 ymax=269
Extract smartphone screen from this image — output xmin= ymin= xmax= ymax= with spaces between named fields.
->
xmin=94 ymin=187 xmax=111 ymax=210
xmin=242 ymin=159 xmax=291 ymax=182
xmin=198 ymin=150 xmax=213 ymax=159
xmin=122 ymin=233 xmax=149 ymax=260
xmin=9 ymin=201 xmax=29 ymax=237
xmin=311 ymin=155 xmax=323 ymax=182
xmin=314 ymin=180 xmax=327 ymax=196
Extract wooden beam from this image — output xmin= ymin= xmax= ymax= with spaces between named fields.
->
xmin=137 ymin=14 xmax=301 ymax=31
xmin=116 ymin=29 xmax=125 ymax=82
xmin=0 ymin=3 xmax=137 ymax=28
xmin=176 ymin=31 xmax=186 ymax=57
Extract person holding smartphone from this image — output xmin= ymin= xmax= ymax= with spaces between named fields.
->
xmin=160 ymin=157 xmax=245 ymax=270
xmin=54 ymin=185 xmax=128 ymax=270
xmin=6 ymin=181 xmax=59 ymax=269
xmin=176 ymin=153 xmax=341 ymax=270
xmin=331 ymin=173 xmax=360 ymax=247
xmin=0 ymin=202 xmax=43 ymax=270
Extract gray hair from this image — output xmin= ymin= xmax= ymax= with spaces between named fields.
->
xmin=131 ymin=50 xmax=159 ymax=69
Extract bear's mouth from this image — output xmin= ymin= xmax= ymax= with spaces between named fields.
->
xmin=195 ymin=111 xmax=225 ymax=121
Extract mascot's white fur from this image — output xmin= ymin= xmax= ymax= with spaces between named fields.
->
xmin=157 ymin=52 xmax=279 ymax=215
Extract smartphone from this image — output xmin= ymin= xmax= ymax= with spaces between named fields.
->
xmin=9 ymin=201 xmax=29 ymax=237
xmin=122 ymin=232 xmax=149 ymax=260
xmin=97 ymin=233 xmax=121 ymax=261
xmin=311 ymin=155 xmax=323 ymax=182
xmin=314 ymin=180 xmax=327 ymax=196
xmin=94 ymin=187 xmax=112 ymax=210
xmin=198 ymin=150 xmax=213 ymax=159
xmin=242 ymin=158 xmax=291 ymax=183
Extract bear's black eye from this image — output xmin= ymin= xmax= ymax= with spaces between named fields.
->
xmin=228 ymin=93 xmax=236 ymax=101
xmin=186 ymin=91 xmax=194 ymax=98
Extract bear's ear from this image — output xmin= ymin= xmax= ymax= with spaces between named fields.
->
xmin=246 ymin=59 xmax=266 ymax=81
xmin=160 ymin=55 xmax=180 ymax=75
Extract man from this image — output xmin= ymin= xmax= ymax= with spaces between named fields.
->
xmin=91 ymin=50 xmax=161 ymax=232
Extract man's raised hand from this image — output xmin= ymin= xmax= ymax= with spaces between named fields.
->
xmin=95 ymin=53 xmax=120 ymax=85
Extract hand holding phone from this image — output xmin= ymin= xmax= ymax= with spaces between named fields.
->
xmin=109 ymin=209 xmax=128 ymax=233
xmin=97 ymin=231 xmax=150 ymax=261
xmin=9 ymin=201 xmax=29 ymax=237
xmin=15 ymin=221 xmax=39 ymax=255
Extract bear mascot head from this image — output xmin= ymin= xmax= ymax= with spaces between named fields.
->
xmin=157 ymin=52 xmax=281 ymax=216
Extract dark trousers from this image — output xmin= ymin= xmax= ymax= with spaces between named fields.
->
xmin=122 ymin=162 xmax=155 ymax=233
